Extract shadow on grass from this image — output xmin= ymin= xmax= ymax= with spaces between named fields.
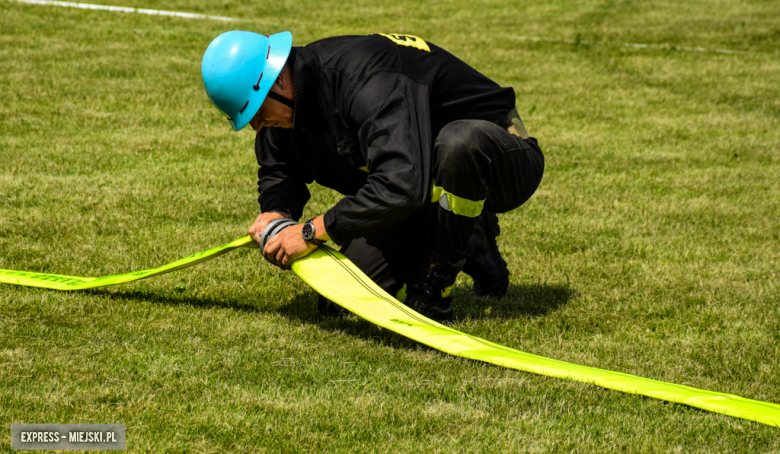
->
xmin=86 ymin=282 xmax=575 ymax=351
xmin=85 ymin=288 xmax=262 ymax=313
xmin=273 ymin=282 xmax=577 ymax=350
xmin=87 ymin=285 xmax=421 ymax=350
xmin=276 ymin=291 xmax=423 ymax=350
xmin=456 ymin=283 xmax=577 ymax=321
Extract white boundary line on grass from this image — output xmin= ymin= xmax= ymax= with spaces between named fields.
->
xmin=9 ymin=0 xmax=235 ymax=21
xmin=516 ymin=36 xmax=767 ymax=56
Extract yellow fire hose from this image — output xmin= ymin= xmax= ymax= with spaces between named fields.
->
xmin=1 ymin=232 xmax=778 ymax=428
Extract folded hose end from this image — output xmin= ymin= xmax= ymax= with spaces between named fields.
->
xmin=260 ymin=218 xmax=299 ymax=252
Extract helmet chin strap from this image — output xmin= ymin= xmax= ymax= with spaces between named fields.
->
xmin=266 ymin=90 xmax=296 ymax=109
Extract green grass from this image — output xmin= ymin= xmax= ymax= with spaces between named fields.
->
xmin=1 ymin=0 xmax=780 ymax=451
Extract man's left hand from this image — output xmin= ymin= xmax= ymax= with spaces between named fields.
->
xmin=263 ymin=223 xmax=319 ymax=269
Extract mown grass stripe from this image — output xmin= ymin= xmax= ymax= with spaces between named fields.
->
xmin=515 ymin=35 xmax=770 ymax=56
xmin=8 ymin=0 xmax=235 ymax=21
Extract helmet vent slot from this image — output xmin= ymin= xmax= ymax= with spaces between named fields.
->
xmin=238 ymin=100 xmax=249 ymax=113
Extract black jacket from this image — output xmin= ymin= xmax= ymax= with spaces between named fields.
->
xmin=255 ymin=34 xmax=515 ymax=245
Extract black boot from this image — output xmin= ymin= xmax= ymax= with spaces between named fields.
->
xmin=317 ymin=295 xmax=351 ymax=317
xmin=462 ymin=211 xmax=509 ymax=297
xmin=404 ymin=250 xmax=465 ymax=323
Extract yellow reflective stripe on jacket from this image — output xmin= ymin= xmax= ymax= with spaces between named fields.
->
xmin=377 ymin=33 xmax=431 ymax=52
xmin=431 ymin=185 xmax=484 ymax=218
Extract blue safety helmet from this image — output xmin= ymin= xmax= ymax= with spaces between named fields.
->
xmin=201 ymin=30 xmax=293 ymax=131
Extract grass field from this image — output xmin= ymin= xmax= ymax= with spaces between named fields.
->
xmin=1 ymin=0 xmax=779 ymax=451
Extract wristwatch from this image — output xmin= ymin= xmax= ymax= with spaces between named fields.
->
xmin=301 ymin=218 xmax=326 ymax=246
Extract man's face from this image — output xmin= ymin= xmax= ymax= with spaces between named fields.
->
xmin=249 ymin=88 xmax=294 ymax=131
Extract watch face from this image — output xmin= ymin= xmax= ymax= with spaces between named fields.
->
xmin=302 ymin=221 xmax=314 ymax=241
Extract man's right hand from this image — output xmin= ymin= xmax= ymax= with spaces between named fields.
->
xmin=248 ymin=211 xmax=293 ymax=246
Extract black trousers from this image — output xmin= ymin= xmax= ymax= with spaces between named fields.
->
xmin=338 ymin=119 xmax=544 ymax=300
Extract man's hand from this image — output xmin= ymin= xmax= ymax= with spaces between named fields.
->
xmin=263 ymin=223 xmax=319 ymax=269
xmin=248 ymin=211 xmax=291 ymax=246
